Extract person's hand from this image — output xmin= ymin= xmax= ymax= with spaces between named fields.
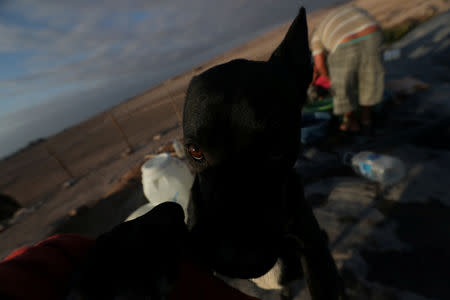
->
xmin=312 ymin=53 xmax=329 ymax=80
xmin=66 ymin=202 xmax=188 ymax=300
xmin=310 ymin=65 xmax=319 ymax=86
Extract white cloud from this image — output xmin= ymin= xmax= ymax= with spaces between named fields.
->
xmin=1 ymin=0 xmax=338 ymax=157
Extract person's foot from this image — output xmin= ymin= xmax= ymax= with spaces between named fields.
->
xmin=339 ymin=112 xmax=360 ymax=133
xmin=339 ymin=120 xmax=360 ymax=132
xmin=360 ymin=106 xmax=375 ymax=136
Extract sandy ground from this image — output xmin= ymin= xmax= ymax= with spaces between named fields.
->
xmin=0 ymin=0 xmax=449 ymax=297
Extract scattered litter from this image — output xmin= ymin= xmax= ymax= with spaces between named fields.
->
xmin=152 ymin=139 xmax=185 ymax=159
xmin=8 ymin=208 xmax=28 ymax=225
xmin=343 ymin=151 xmax=406 ymax=185
xmin=386 ymin=77 xmax=430 ymax=96
xmin=383 ymin=48 xmax=401 ymax=61
xmin=63 ymin=178 xmax=78 ymax=189
xmin=172 ymin=139 xmax=185 ymax=159
xmin=67 ymin=205 xmax=89 ymax=217
xmin=6 ymin=200 xmax=45 ymax=227
xmin=121 ymin=147 xmax=133 ymax=158
xmin=153 ymin=134 xmax=161 ymax=141
xmin=144 ymin=152 xmax=177 ymax=160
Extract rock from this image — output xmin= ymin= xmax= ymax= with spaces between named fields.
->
xmin=121 ymin=147 xmax=133 ymax=157
xmin=7 ymin=208 xmax=28 ymax=226
xmin=0 ymin=194 xmax=21 ymax=222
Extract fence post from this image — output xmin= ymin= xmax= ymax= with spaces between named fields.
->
xmin=109 ymin=113 xmax=133 ymax=152
xmin=44 ymin=144 xmax=74 ymax=179
xmin=164 ymin=82 xmax=183 ymax=124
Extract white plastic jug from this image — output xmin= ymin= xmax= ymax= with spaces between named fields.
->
xmin=125 ymin=203 xmax=155 ymax=222
xmin=141 ymin=153 xmax=194 ymax=215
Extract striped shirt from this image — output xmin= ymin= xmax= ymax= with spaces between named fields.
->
xmin=311 ymin=6 xmax=380 ymax=55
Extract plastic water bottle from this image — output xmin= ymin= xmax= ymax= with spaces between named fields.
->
xmin=343 ymin=151 xmax=406 ymax=185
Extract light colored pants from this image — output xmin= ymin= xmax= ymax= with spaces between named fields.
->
xmin=328 ymin=31 xmax=385 ymax=115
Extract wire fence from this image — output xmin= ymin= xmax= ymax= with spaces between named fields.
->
xmin=0 ymin=35 xmax=275 ymax=210
xmin=0 ymin=11 xmax=291 ymax=210
xmin=0 ymin=79 xmax=188 ymax=208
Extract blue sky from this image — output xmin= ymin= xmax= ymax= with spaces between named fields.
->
xmin=0 ymin=0 xmax=339 ymax=158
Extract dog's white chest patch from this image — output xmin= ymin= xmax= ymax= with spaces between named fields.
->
xmin=249 ymin=260 xmax=283 ymax=290
xmin=214 ymin=260 xmax=283 ymax=300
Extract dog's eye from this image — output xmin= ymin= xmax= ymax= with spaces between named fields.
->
xmin=188 ymin=144 xmax=204 ymax=161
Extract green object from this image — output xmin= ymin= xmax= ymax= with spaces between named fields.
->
xmin=338 ymin=32 xmax=376 ymax=47
xmin=303 ymin=97 xmax=333 ymax=113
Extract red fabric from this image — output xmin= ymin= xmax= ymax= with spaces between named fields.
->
xmin=315 ymin=75 xmax=331 ymax=90
xmin=0 ymin=234 xmax=261 ymax=300
xmin=0 ymin=234 xmax=94 ymax=300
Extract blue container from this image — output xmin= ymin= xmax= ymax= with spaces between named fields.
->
xmin=301 ymin=112 xmax=331 ymax=145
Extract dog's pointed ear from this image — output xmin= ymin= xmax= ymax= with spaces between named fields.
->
xmin=269 ymin=7 xmax=312 ymax=88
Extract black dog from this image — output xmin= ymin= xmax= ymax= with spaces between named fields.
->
xmin=65 ymin=7 xmax=343 ymax=300
xmin=182 ymin=7 xmax=343 ymax=299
